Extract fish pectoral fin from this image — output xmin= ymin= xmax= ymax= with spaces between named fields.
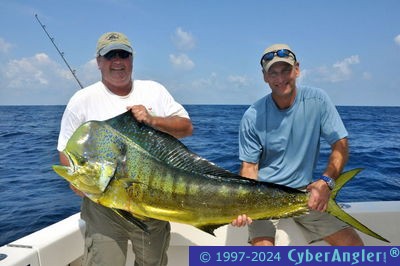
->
xmin=113 ymin=209 xmax=149 ymax=234
xmin=97 ymin=161 xmax=118 ymax=192
xmin=196 ymin=224 xmax=226 ymax=237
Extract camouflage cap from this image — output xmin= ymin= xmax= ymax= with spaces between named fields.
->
xmin=96 ymin=32 xmax=133 ymax=56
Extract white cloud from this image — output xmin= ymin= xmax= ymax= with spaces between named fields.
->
xmin=79 ymin=58 xmax=100 ymax=86
xmin=172 ymin=27 xmax=195 ymax=51
xmin=0 ymin=37 xmax=12 ymax=53
xmin=362 ymin=72 xmax=372 ymax=80
xmin=182 ymin=72 xmax=262 ymax=104
xmin=191 ymin=72 xmax=218 ymax=88
xmin=3 ymin=53 xmax=62 ymax=88
xmin=332 ymin=55 xmax=359 ymax=79
xmin=300 ymin=55 xmax=360 ymax=83
xmin=191 ymin=73 xmax=253 ymax=92
xmin=395 ymin=34 xmax=400 ymax=46
xmin=169 ymin=28 xmax=196 ymax=71
xmin=169 ymin=53 xmax=195 ymax=70
xmin=1 ymin=53 xmax=99 ymax=91
xmin=227 ymin=75 xmax=250 ymax=87
xmin=0 ymin=53 xmax=83 ymax=104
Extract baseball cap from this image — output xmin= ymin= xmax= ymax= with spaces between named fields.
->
xmin=260 ymin=44 xmax=296 ymax=72
xmin=96 ymin=32 xmax=133 ymax=57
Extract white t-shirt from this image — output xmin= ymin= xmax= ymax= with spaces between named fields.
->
xmin=57 ymin=80 xmax=189 ymax=151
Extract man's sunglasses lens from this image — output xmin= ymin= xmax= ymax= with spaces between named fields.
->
xmin=104 ymin=50 xmax=131 ymax=60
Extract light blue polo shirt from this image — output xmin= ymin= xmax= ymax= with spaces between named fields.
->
xmin=239 ymin=86 xmax=347 ymax=188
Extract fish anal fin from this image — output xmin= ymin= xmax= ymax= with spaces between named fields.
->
xmin=197 ymin=224 xmax=226 ymax=236
xmin=113 ymin=209 xmax=149 ymax=234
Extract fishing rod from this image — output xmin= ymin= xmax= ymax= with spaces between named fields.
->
xmin=34 ymin=14 xmax=84 ymax=89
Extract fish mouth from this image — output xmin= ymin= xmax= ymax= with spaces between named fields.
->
xmin=62 ymin=150 xmax=77 ymax=173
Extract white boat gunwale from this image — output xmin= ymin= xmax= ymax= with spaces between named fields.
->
xmin=0 ymin=201 xmax=399 ymax=266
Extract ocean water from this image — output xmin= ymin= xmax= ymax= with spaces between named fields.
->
xmin=0 ymin=105 xmax=399 ymax=246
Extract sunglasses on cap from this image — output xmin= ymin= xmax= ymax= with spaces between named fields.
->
xmin=260 ymin=49 xmax=297 ymax=67
xmin=103 ymin=50 xmax=132 ymax=60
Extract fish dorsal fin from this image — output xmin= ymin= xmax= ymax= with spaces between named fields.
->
xmin=104 ymin=111 xmax=244 ymax=180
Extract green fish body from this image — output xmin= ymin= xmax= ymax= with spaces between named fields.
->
xmin=53 ymin=111 xmax=389 ymax=242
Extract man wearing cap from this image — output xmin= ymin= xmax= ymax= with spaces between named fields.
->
xmin=232 ymin=44 xmax=363 ymax=246
xmin=57 ymin=32 xmax=193 ymax=265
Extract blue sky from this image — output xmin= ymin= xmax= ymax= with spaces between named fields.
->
xmin=0 ymin=0 xmax=399 ymax=106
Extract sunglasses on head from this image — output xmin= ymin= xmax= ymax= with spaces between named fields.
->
xmin=103 ymin=50 xmax=132 ymax=60
xmin=260 ymin=49 xmax=297 ymax=67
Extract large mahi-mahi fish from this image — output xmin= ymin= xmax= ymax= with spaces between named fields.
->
xmin=53 ymin=111 xmax=389 ymax=242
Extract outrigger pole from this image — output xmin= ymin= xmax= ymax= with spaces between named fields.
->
xmin=34 ymin=14 xmax=84 ymax=89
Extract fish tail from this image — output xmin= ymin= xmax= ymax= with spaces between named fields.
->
xmin=327 ymin=168 xmax=390 ymax=243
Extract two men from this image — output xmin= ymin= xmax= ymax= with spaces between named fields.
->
xmin=58 ymin=37 xmax=362 ymax=265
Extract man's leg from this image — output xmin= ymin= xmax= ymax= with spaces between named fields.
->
xmin=324 ymin=227 xmax=364 ymax=246
xmin=248 ymin=219 xmax=278 ymax=246
xmin=294 ymin=210 xmax=364 ymax=245
xmin=129 ymin=219 xmax=171 ymax=266
xmin=81 ymin=198 xmax=129 ymax=266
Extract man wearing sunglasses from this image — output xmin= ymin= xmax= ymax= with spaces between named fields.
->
xmin=57 ymin=32 xmax=193 ymax=265
xmin=232 ymin=44 xmax=363 ymax=246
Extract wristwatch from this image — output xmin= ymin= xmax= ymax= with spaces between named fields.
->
xmin=319 ymin=175 xmax=335 ymax=190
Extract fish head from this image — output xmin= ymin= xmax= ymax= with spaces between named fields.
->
xmin=53 ymin=121 xmax=125 ymax=196
xmin=53 ymin=152 xmax=116 ymax=195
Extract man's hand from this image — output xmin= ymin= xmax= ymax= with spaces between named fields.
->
xmin=128 ymin=105 xmax=153 ymax=125
xmin=69 ymin=184 xmax=85 ymax=197
xmin=306 ymin=180 xmax=331 ymax=212
xmin=231 ymin=214 xmax=253 ymax=227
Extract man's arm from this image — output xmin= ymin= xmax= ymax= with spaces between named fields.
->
xmin=323 ymin=137 xmax=349 ymax=180
xmin=307 ymin=137 xmax=349 ymax=212
xmin=128 ymin=105 xmax=193 ymax=138
xmin=239 ymin=161 xmax=259 ymax=180
xmin=146 ymin=116 xmax=193 ymax=138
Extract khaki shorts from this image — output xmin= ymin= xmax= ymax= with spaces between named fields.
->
xmin=248 ymin=210 xmax=349 ymax=244
xmin=81 ymin=197 xmax=170 ymax=266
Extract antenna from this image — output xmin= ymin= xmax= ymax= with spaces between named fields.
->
xmin=35 ymin=14 xmax=84 ymax=89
